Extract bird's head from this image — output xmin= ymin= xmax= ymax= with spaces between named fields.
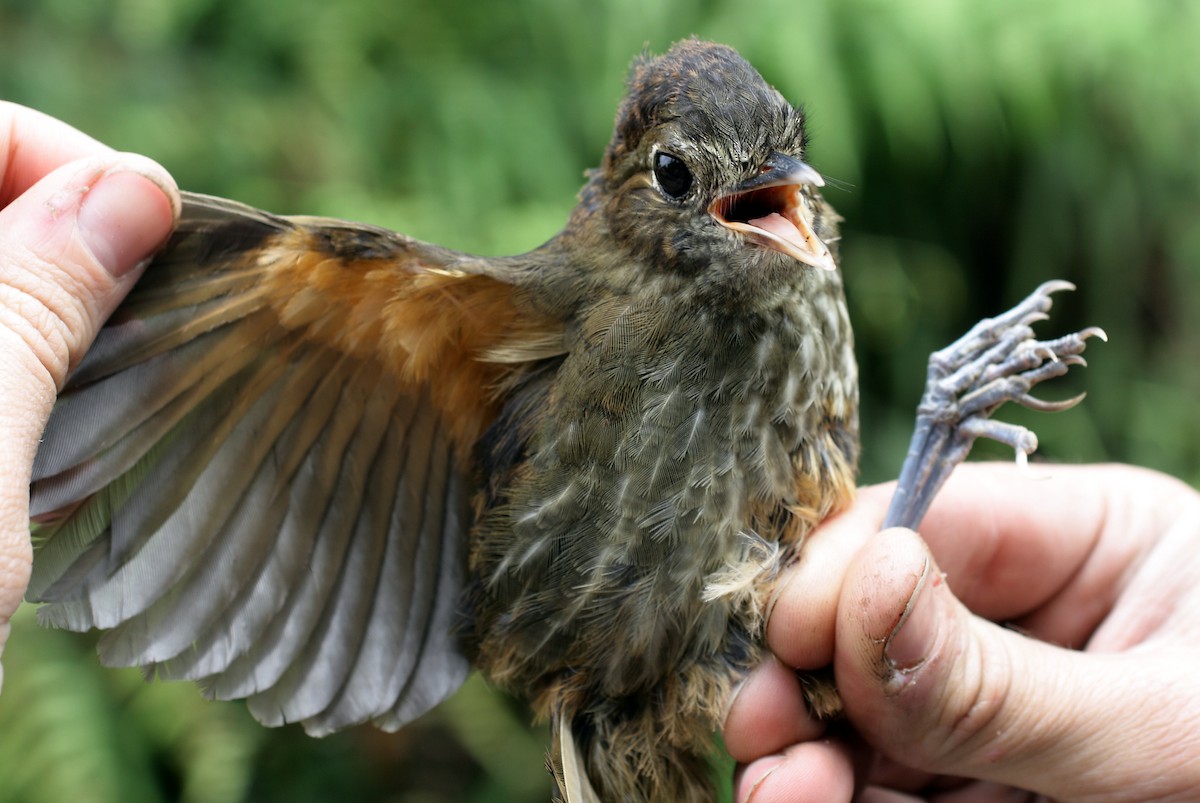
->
xmin=597 ymin=40 xmax=837 ymax=286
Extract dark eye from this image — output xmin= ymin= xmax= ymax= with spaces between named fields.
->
xmin=653 ymin=151 xmax=693 ymax=199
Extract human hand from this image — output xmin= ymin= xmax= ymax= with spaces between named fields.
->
xmin=0 ymin=101 xmax=179 ymax=691
xmin=724 ymin=462 xmax=1200 ymax=802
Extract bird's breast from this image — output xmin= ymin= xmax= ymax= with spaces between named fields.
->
xmin=469 ymin=284 xmax=858 ymax=696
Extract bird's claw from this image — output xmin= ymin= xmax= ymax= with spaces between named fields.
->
xmin=883 ymin=282 xmax=1101 ymax=530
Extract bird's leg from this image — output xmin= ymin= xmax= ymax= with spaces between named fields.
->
xmin=883 ymin=280 xmax=1106 ymax=530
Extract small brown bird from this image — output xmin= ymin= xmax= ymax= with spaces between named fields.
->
xmin=27 ymin=40 xmax=1097 ymax=802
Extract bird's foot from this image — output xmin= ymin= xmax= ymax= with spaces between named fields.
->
xmin=883 ymin=280 xmax=1105 ymax=530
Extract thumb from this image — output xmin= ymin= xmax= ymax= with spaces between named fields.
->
xmin=0 ymin=152 xmax=179 ymax=690
xmin=835 ymin=527 xmax=1167 ymax=800
xmin=0 ymin=152 xmax=180 ymax=388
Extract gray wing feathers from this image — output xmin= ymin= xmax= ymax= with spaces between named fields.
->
xmin=28 ymin=193 xmax=475 ymax=734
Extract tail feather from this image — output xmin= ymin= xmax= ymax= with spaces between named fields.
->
xmin=548 ymin=705 xmax=719 ymax=803
xmin=552 ymin=712 xmax=603 ymax=803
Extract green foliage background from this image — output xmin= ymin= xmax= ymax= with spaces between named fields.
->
xmin=1 ymin=0 xmax=1197 ymax=800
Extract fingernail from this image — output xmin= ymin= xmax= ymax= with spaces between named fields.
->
xmin=884 ymin=556 xmax=937 ymax=672
xmin=763 ymin=565 xmax=798 ymax=627
xmin=76 ymin=159 xmax=178 ymax=277
xmin=722 ymin=652 xmax=787 ymax=728
xmin=722 ymin=675 xmax=750 ymax=729
xmin=737 ymin=757 xmax=783 ymax=803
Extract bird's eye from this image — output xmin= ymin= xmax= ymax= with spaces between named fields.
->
xmin=653 ymin=152 xmax=693 ymax=199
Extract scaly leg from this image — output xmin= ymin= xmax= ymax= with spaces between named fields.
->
xmin=883 ymin=280 xmax=1105 ymax=530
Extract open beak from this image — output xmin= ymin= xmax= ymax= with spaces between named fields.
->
xmin=709 ymin=152 xmax=835 ymax=271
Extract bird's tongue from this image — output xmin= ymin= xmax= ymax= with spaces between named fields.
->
xmin=749 ymin=212 xmax=806 ymax=250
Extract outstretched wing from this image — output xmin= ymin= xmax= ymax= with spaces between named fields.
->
xmin=27 ymin=192 xmax=565 ymax=735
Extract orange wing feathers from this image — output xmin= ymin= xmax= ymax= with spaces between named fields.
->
xmin=27 ymin=192 xmax=564 ymax=734
xmin=255 ymin=226 xmax=563 ymax=448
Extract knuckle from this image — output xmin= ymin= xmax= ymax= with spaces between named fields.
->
xmin=0 ymin=539 xmax=33 ymax=604
xmin=0 ymin=251 xmax=87 ymax=388
xmin=918 ymin=624 xmax=1020 ymax=770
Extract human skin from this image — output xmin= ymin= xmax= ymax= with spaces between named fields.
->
xmin=724 ymin=462 xmax=1200 ymax=802
xmin=0 ymin=101 xmax=179 ymax=691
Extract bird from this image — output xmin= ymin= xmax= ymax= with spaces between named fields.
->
xmin=26 ymin=39 xmax=1098 ymax=803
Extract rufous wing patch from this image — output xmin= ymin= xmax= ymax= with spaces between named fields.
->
xmin=254 ymin=227 xmax=566 ymax=449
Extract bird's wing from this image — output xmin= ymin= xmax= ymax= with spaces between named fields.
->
xmin=28 ymin=192 xmax=565 ymax=736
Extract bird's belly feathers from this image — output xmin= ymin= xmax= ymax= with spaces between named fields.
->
xmin=468 ymin=295 xmax=859 ymax=701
